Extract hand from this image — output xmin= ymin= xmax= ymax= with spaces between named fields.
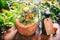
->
xmin=4 ymin=27 xmax=17 ymax=40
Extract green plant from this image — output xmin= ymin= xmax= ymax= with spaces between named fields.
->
xmin=18 ymin=2 xmax=38 ymax=25
xmin=0 ymin=0 xmax=9 ymax=10
xmin=36 ymin=0 xmax=60 ymax=22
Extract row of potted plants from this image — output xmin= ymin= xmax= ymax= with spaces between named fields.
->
xmin=0 ymin=0 xmax=60 ymax=36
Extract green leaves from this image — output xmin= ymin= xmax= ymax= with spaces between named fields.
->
xmin=0 ymin=9 xmax=17 ymax=27
xmin=0 ymin=0 xmax=60 ymax=26
xmin=50 ymin=5 xmax=60 ymax=22
xmin=0 ymin=0 xmax=9 ymax=10
xmin=0 ymin=14 xmax=4 ymax=24
xmin=50 ymin=5 xmax=60 ymax=15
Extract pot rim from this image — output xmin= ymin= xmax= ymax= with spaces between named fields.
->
xmin=16 ymin=19 xmax=38 ymax=28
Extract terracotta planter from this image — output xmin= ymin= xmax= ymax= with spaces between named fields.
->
xmin=16 ymin=20 xmax=38 ymax=36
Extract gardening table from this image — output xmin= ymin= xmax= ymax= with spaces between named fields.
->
xmin=0 ymin=25 xmax=60 ymax=40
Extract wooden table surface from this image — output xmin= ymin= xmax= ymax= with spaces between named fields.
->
xmin=1 ymin=26 xmax=60 ymax=40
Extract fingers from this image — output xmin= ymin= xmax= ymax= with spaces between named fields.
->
xmin=4 ymin=27 xmax=17 ymax=40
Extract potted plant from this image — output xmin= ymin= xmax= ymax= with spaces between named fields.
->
xmin=0 ymin=9 xmax=17 ymax=35
xmin=0 ymin=1 xmax=18 ymax=34
xmin=16 ymin=2 xmax=38 ymax=36
xmin=37 ymin=0 xmax=60 ymax=34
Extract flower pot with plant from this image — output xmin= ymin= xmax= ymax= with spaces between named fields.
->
xmin=16 ymin=2 xmax=38 ymax=36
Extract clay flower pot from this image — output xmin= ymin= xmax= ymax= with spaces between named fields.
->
xmin=16 ymin=20 xmax=38 ymax=36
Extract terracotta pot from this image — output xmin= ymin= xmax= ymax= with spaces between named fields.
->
xmin=16 ymin=20 xmax=38 ymax=36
